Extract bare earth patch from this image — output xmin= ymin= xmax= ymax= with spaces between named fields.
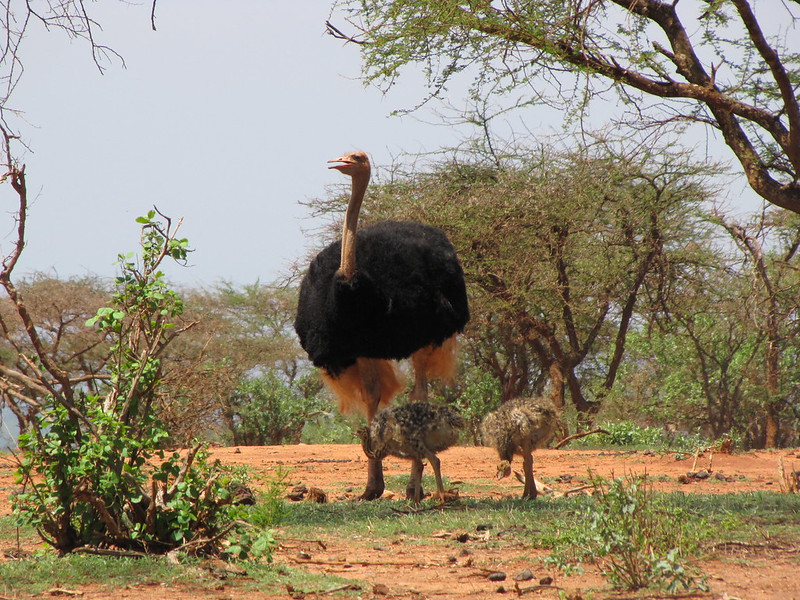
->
xmin=2 ymin=444 xmax=799 ymax=600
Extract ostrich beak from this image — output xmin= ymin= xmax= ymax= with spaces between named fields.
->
xmin=327 ymin=156 xmax=352 ymax=170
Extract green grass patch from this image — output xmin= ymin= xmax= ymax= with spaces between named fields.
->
xmin=0 ymin=553 xmax=365 ymax=598
xmin=3 ymin=483 xmax=799 ymax=598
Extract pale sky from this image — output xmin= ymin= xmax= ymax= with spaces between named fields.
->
xmin=0 ymin=1 xmax=764 ymax=289
xmin=1 ymin=1 xmax=476 ymax=288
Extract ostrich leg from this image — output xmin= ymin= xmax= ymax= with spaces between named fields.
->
xmin=521 ymin=447 xmax=538 ymax=500
xmin=410 ymin=346 xmax=433 ymax=403
xmin=406 ymin=456 xmax=425 ymax=503
xmin=408 ymin=458 xmax=425 ymax=505
xmin=360 ymin=359 xmax=385 ymax=501
xmin=424 ymin=449 xmax=447 ymax=503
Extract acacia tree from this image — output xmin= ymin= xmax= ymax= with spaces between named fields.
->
xmin=315 ymin=141 xmax=717 ymax=420
xmin=713 ymin=209 xmax=800 ymax=446
xmin=330 ymin=0 xmax=800 ymax=214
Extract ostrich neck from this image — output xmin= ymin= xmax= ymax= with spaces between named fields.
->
xmin=339 ymin=172 xmax=369 ymax=280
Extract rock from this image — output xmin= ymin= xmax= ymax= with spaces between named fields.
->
xmin=488 ymin=571 xmax=507 ymax=582
xmin=539 ymin=576 xmax=554 ymax=585
xmin=513 ymin=569 xmax=535 ymax=581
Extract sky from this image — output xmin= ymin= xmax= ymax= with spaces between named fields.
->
xmin=0 ymin=1 xmax=765 ymax=291
xmin=1 ymin=1 xmax=478 ymax=288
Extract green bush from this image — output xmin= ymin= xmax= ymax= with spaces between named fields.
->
xmin=570 ymin=420 xmax=711 ymax=451
xmin=13 ymin=212 xmax=275 ymax=560
xmin=545 ymin=474 xmax=707 ymax=592
xmin=230 ymin=372 xmax=332 ymax=445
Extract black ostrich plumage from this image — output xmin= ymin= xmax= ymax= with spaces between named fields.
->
xmin=294 ymin=219 xmax=470 ymax=376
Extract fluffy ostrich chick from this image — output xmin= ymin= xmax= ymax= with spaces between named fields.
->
xmin=359 ymin=402 xmax=464 ymax=504
xmin=481 ymin=397 xmax=559 ymax=499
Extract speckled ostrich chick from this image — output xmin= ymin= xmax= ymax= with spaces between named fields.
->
xmin=359 ymin=402 xmax=465 ymax=504
xmin=481 ymin=397 xmax=559 ymax=499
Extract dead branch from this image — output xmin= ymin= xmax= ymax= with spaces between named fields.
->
xmin=554 ymin=427 xmax=610 ymax=449
xmin=325 ymin=20 xmax=367 ymax=45
xmin=74 ymin=482 xmax=123 ymax=540
xmin=71 ymin=547 xmax=148 ymax=558
xmin=166 ymin=442 xmax=203 ymax=497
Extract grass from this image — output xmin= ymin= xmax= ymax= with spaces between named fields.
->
xmin=2 ymin=481 xmax=799 ymax=597
xmin=0 ymin=552 xmax=362 ymax=598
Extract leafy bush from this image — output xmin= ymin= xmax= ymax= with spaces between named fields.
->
xmin=570 ymin=420 xmax=711 ymax=452
xmin=450 ymin=370 xmax=502 ymax=444
xmin=545 ymin=474 xmax=707 ymax=592
xmin=12 ymin=212 xmax=275 ymax=560
xmin=229 ymin=372 xmax=332 ymax=445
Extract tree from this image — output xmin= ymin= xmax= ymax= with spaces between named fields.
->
xmin=330 ymin=0 xmax=800 ymax=214
xmin=713 ymin=208 xmax=800 ymax=446
xmin=312 ymin=139 xmax=717 ymax=420
xmin=158 ymin=282 xmax=310 ymax=445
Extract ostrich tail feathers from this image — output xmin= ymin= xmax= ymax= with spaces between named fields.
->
xmin=322 ymin=359 xmax=404 ymax=417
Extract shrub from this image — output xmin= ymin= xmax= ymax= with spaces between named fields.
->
xmin=229 ymin=372 xmax=331 ymax=445
xmin=546 ymin=474 xmax=707 ymax=592
xmin=570 ymin=420 xmax=711 ymax=452
xmin=12 ymin=212 xmax=275 ymax=560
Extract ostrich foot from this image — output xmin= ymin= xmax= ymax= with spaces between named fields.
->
xmin=405 ymin=484 xmax=426 ymax=501
xmin=360 ymin=456 xmax=385 ymax=501
xmin=432 ymin=489 xmax=460 ymax=504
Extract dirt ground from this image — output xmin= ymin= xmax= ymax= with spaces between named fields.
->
xmin=2 ymin=444 xmax=800 ymax=600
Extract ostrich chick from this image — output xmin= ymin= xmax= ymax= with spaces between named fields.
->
xmin=481 ymin=397 xmax=559 ymax=500
xmin=359 ymin=402 xmax=464 ymax=504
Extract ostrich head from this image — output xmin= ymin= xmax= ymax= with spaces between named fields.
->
xmin=329 ymin=151 xmax=372 ymax=281
xmin=496 ymin=460 xmax=512 ymax=480
xmin=328 ymin=151 xmax=371 ymax=178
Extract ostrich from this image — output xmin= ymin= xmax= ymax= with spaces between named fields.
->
xmin=481 ymin=396 xmax=559 ymax=500
xmin=294 ymin=151 xmax=470 ymax=500
xmin=358 ymin=402 xmax=464 ymax=504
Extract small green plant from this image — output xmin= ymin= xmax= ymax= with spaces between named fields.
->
xmin=546 ymin=474 xmax=707 ymax=592
xmin=12 ymin=211 xmax=275 ymax=560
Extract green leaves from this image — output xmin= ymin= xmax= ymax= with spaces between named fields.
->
xmin=14 ymin=212 xmax=276 ymax=560
xmin=545 ymin=474 xmax=708 ymax=592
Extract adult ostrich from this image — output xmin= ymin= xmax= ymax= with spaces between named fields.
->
xmin=294 ymin=151 xmax=470 ymax=500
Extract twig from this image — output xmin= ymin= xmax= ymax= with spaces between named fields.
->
xmin=279 ymin=538 xmax=328 ymax=550
xmin=71 ymin=547 xmax=148 ymax=558
xmin=514 ymin=581 xmax=564 ymax=595
xmin=44 ymin=589 xmax=83 ymax=597
xmin=690 ymin=449 xmax=699 ymax=473
xmin=563 ymin=483 xmax=595 ymax=496
xmin=171 ymin=519 xmax=245 ymax=555
xmin=321 ymin=584 xmax=361 ymax=595
xmin=325 ymin=20 xmax=367 ymax=44
xmin=166 ymin=442 xmax=203 ymax=497
xmin=150 ymin=0 xmax=157 ymax=30
xmin=554 ymin=427 xmax=610 ymax=449
xmin=706 ymin=539 xmax=797 ymax=552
